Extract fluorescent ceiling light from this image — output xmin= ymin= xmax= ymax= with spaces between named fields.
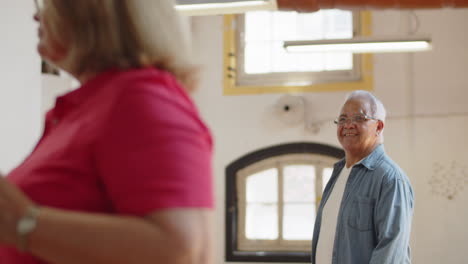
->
xmin=284 ymin=35 xmax=432 ymax=53
xmin=175 ymin=0 xmax=277 ymax=16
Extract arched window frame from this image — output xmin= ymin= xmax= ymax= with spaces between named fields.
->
xmin=225 ymin=142 xmax=344 ymax=262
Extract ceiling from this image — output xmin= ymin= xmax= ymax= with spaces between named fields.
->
xmin=175 ymin=0 xmax=468 ymax=16
xmin=277 ymin=0 xmax=468 ymax=12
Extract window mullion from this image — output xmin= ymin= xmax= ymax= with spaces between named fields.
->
xmin=316 ymin=165 xmax=324 ymax=209
xmin=277 ymin=162 xmax=284 ymax=245
xmin=237 ymin=170 xmax=248 ymax=245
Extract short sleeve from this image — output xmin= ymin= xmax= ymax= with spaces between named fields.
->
xmin=94 ymin=75 xmax=213 ymax=215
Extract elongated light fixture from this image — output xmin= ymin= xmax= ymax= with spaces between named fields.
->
xmin=175 ymin=0 xmax=277 ymax=16
xmin=284 ymin=35 xmax=432 ymax=53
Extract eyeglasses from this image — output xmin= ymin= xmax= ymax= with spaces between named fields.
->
xmin=34 ymin=0 xmax=43 ymax=11
xmin=334 ymin=114 xmax=379 ymax=126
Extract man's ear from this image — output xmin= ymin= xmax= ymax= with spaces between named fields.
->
xmin=376 ymin=120 xmax=384 ymax=135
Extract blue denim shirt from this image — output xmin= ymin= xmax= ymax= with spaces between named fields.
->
xmin=312 ymin=144 xmax=414 ymax=264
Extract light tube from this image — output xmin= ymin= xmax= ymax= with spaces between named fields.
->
xmin=284 ymin=36 xmax=432 ymax=54
xmin=175 ymin=0 xmax=276 ymax=16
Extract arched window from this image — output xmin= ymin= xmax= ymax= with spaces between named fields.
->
xmin=226 ymin=142 xmax=344 ymax=262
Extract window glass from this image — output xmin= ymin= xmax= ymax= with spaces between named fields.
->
xmin=283 ymin=204 xmax=315 ymax=240
xmin=283 ymin=165 xmax=316 ymax=202
xmin=246 ymin=168 xmax=279 ymax=240
xmin=243 ymin=10 xmax=354 ymax=74
xmin=283 ymin=165 xmax=316 ymax=240
xmin=246 ymin=204 xmax=278 ymax=240
xmin=246 ymin=168 xmax=278 ymax=203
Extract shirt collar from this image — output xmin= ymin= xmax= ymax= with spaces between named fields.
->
xmin=56 ymin=68 xmax=119 ymax=107
xmin=334 ymin=144 xmax=385 ymax=171
xmin=355 ymin=144 xmax=385 ymax=170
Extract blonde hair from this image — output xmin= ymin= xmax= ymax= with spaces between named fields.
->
xmin=45 ymin=0 xmax=197 ymax=90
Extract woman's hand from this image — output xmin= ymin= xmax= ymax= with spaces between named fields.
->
xmin=0 ymin=173 xmax=35 ymax=247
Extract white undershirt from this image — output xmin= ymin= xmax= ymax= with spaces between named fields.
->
xmin=315 ymin=165 xmax=352 ymax=264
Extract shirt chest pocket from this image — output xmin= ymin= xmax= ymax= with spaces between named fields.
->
xmin=347 ymin=196 xmax=375 ymax=231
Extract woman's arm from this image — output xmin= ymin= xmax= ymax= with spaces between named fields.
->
xmin=0 ymin=176 xmax=213 ymax=264
xmin=30 ymin=207 xmax=213 ymax=264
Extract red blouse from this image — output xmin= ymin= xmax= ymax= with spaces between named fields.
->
xmin=1 ymin=67 xmax=214 ymax=263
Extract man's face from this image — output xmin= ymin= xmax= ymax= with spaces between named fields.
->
xmin=337 ymin=98 xmax=380 ymax=157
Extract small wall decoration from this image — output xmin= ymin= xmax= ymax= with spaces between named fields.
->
xmin=429 ymin=161 xmax=468 ymax=200
xmin=274 ymin=94 xmax=305 ymax=126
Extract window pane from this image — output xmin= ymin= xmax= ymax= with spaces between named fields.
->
xmin=283 ymin=204 xmax=315 ymax=240
xmin=243 ymin=10 xmax=354 ymax=73
xmin=245 ymin=11 xmax=272 ymax=41
xmin=271 ymin=42 xmax=325 ymax=73
xmin=246 ymin=168 xmax=278 ymax=203
xmin=246 ymin=204 xmax=278 ymax=240
xmin=272 ymin=11 xmax=302 ymax=41
xmin=244 ymin=41 xmax=272 ymax=74
xmin=284 ymin=165 xmax=316 ymax=202
xmin=295 ymin=12 xmax=324 ymax=40
xmin=323 ymin=10 xmax=353 ymax=39
xmin=322 ymin=167 xmax=334 ymax=191
xmin=245 ymin=41 xmax=331 ymax=74
xmin=325 ymin=52 xmax=353 ymax=71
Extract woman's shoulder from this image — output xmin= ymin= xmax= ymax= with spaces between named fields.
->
xmin=104 ymin=67 xmax=208 ymax=133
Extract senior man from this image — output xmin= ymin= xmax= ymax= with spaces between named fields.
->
xmin=312 ymin=90 xmax=414 ymax=264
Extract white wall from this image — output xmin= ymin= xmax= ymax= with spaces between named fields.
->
xmin=191 ymin=9 xmax=468 ymax=264
xmin=0 ymin=1 xmax=41 ymax=173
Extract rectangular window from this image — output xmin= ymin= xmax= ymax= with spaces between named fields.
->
xmin=223 ymin=11 xmax=373 ymax=95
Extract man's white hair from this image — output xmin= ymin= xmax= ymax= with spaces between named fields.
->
xmin=344 ymin=90 xmax=386 ymax=142
xmin=345 ymin=90 xmax=386 ymax=122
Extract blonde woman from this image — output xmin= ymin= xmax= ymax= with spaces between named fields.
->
xmin=0 ymin=1 xmax=214 ymax=264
